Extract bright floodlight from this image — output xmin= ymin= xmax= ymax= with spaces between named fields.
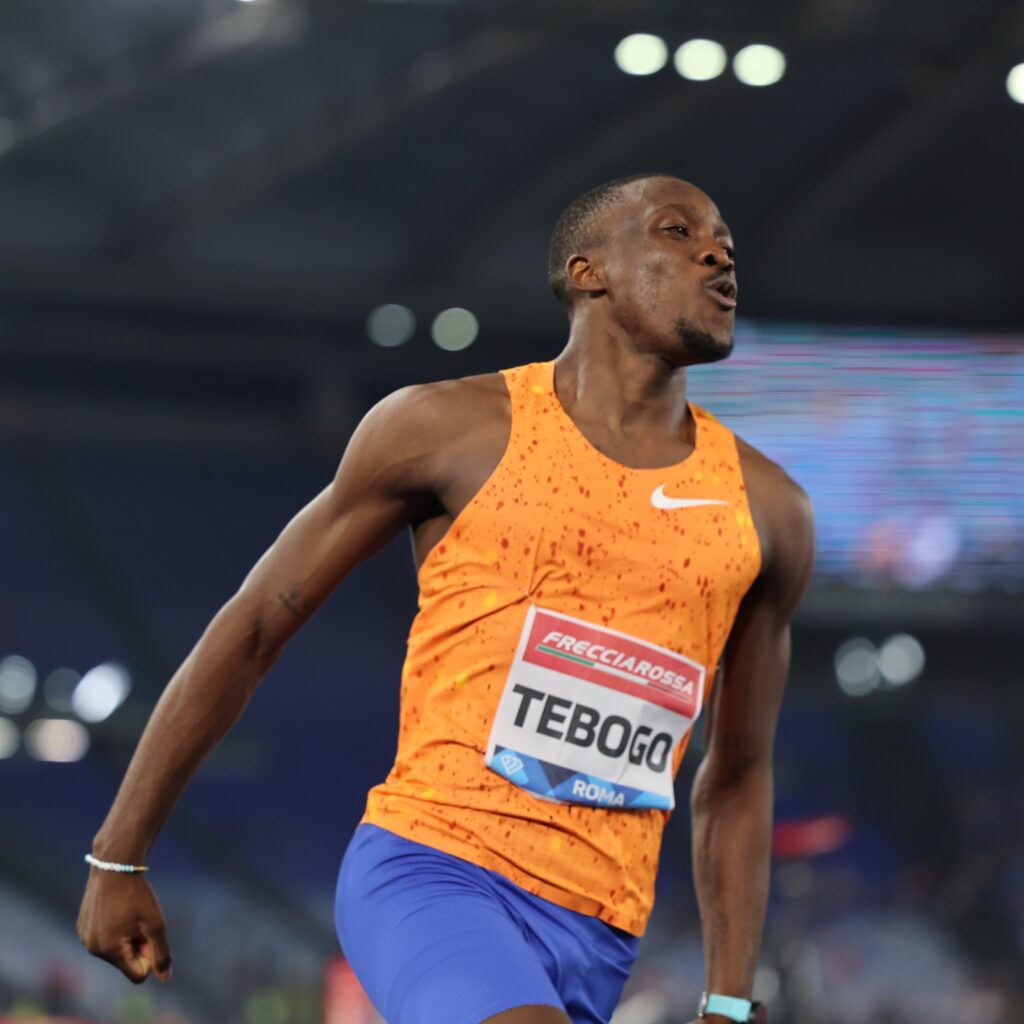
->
xmin=1007 ymin=64 xmax=1024 ymax=104
xmin=0 ymin=655 xmax=37 ymax=714
xmin=733 ymin=44 xmax=786 ymax=87
xmin=0 ymin=717 xmax=19 ymax=759
xmin=674 ymin=39 xmax=727 ymax=82
xmin=367 ymin=304 xmax=416 ymax=347
xmin=25 ymin=719 xmax=90 ymax=763
xmin=71 ymin=663 xmax=131 ymax=724
xmin=834 ymin=638 xmax=879 ymax=697
xmin=431 ymin=308 xmax=479 ymax=352
xmin=614 ymin=34 xmax=668 ymax=76
xmin=878 ymin=634 xmax=925 ymax=686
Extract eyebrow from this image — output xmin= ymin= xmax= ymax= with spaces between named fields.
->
xmin=653 ymin=203 xmax=733 ymax=240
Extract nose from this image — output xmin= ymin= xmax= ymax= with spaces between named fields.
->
xmin=697 ymin=245 xmax=734 ymax=271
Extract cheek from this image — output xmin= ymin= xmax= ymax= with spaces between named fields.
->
xmin=637 ymin=260 xmax=701 ymax=320
xmin=607 ymin=250 xmax=694 ymax=317
xmin=632 ymin=255 xmax=678 ymax=303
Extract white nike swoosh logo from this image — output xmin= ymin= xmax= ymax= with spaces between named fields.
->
xmin=651 ymin=485 xmax=730 ymax=510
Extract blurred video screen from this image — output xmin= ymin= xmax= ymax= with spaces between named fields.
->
xmin=690 ymin=326 xmax=1023 ymax=591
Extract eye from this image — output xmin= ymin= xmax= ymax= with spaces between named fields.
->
xmin=666 ymin=224 xmax=690 ymax=237
xmin=724 ymin=245 xmax=736 ymax=259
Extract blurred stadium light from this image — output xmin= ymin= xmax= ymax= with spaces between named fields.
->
xmin=614 ymin=34 xmax=669 ymax=76
xmin=732 ymin=44 xmax=787 ymax=87
xmin=673 ymin=40 xmax=728 ymax=82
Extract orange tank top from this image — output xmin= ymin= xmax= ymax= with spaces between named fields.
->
xmin=361 ymin=359 xmax=761 ymax=935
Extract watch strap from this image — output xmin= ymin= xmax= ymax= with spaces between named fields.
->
xmin=702 ymin=993 xmax=754 ymax=1021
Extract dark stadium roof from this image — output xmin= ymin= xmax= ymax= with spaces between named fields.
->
xmin=1 ymin=0 xmax=1022 ymax=438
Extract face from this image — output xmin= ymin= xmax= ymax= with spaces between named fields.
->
xmin=572 ymin=178 xmax=738 ymax=366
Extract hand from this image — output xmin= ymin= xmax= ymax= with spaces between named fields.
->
xmin=77 ymin=868 xmax=173 ymax=984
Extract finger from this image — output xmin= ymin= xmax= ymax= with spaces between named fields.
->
xmin=141 ymin=922 xmax=173 ymax=981
xmin=116 ymin=936 xmax=154 ymax=985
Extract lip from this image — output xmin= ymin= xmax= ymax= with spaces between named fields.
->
xmin=705 ymin=286 xmax=737 ymax=310
xmin=704 ymin=273 xmax=738 ymax=310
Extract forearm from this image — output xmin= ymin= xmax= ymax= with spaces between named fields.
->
xmin=91 ymin=598 xmax=279 ymax=863
xmin=690 ymin=759 xmax=773 ymax=998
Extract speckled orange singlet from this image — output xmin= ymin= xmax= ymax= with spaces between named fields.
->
xmin=362 ymin=360 xmax=761 ymax=935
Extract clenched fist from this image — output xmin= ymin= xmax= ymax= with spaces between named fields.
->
xmin=77 ymin=869 xmax=173 ymax=984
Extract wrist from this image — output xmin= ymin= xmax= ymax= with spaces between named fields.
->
xmin=698 ymin=992 xmax=766 ymax=1023
xmin=84 ymin=853 xmax=150 ymax=875
xmin=91 ymin=829 xmax=151 ymax=865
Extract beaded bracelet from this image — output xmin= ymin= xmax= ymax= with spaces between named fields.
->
xmin=84 ymin=853 xmax=149 ymax=874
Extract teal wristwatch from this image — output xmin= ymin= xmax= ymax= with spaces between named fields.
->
xmin=698 ymin=992 xmax=767 ymax=1023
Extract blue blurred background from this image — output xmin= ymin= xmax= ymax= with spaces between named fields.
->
xmin=1 ymin=2 xmax=1023 ymax=1023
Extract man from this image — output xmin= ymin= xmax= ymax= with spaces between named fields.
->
xmin=78 ymin=173 xmax=815 ymax=1024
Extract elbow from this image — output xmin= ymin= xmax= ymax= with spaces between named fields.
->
xmin=251 ymin=613 xmax=286 ymax=668
xmin=691 ymin=750 xmax=773 ymax=818
xmin=215 ymin=594 xmax=283 ymax=674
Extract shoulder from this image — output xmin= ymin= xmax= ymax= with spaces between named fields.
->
xmin=324 ymin=371 xmax=510 ymax=524
xmin=733 ymin=434 xmax=811 ymax=522
xmin=347 ymin=371 xmax=509 ymax=492
xmin=367 ymin=371 xmax=509 ymax=450
xmin=733 ymin=434 xmax=815 ymax=597
xmin=430 ymin=372 xmax=511 ymax=423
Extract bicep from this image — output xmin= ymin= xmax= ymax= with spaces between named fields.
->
xmin=235 ymin=387 xmax=439 ymax=652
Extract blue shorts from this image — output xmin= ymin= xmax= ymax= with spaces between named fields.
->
xmin=335 ymin=824 xmax=640 ymax=1024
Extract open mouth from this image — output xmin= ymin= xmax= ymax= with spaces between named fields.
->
xmin=706 ymin=278 xmax=738 ymax=310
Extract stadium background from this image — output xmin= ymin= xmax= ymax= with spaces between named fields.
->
xmin=1 ymin=1 xmax=1023 ymax=1022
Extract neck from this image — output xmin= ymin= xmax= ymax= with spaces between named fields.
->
xmin=554 ymin=313 xmax=691 ymax=441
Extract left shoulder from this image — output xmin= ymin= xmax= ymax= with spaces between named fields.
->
xmin=733 ymin=434 xmax=815 ymax=597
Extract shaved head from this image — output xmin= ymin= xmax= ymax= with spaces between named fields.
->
xmin=548 ymin=173 xmax=679 ymax=310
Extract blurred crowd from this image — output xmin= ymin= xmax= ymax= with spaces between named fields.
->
xmin=4 ymin=702 xmax=1023 ymax=1024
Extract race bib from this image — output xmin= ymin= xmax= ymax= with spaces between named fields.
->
xmin=484 ymin=606 xmax=706 ymax=810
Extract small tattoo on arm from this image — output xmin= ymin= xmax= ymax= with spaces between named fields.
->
xmin=277 ymin=583 xmax=313 ymax=621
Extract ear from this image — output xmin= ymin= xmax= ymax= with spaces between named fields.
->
xmin=566 ymin=254 xmax=606 ymax=298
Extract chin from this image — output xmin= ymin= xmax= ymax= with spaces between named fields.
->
xmin=672 ymin=318 xmax=734 ymax=365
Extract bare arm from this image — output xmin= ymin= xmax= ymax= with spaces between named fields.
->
xmin=690 ymin=468 xmax=814 ymax=1016
xmin=77 ymin=383 xmax=448 ymax=981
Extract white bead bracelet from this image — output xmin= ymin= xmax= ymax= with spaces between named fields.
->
xmin=84 ymin=853 xmax=149 ymax=874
